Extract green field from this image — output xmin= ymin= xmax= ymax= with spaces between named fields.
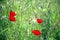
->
xmin=0 ymin=0 xmax=60 ymax=40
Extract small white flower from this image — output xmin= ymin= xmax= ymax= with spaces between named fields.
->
xmin=1 ymin=15 xmax=6 ymax=19
xmin=2 ymin=5 xmax=5 ymax=8
xmin=33 ymin=19 xmax=36 ymax=23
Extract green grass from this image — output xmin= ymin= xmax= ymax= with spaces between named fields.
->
xmin=0 ymin=0 xmax=60 ymax=40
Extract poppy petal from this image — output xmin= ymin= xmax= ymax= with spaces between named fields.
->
xmin=9 ymin=16 xmax=16 ymax=21
xmin=10 ymin=10 xmax=16 ymax=16
xmin=37 ymin=18 xmax=43 ymax=24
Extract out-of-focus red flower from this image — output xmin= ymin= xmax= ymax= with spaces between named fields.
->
xmin=32 ymin=30 xmax=42 ymax=36
xmin=9 ymin=16 xmax=16 ymax=21
xmin=10 ymin=10 xmax=16 ymax=16
xmin=36 ymin=18 xmax=43 ymax=24
xmin=9 ymin=10 xmax=16 ymax=21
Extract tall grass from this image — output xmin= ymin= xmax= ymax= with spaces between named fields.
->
xmin=0 ymin=0 xmax=60 ymax=40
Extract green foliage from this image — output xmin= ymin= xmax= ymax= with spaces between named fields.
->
xmin=0 ymin=0 xmax=60 ymax=40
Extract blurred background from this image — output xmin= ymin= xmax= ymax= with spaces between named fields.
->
xmin=0 ymin=0 xmax=60 ymax=40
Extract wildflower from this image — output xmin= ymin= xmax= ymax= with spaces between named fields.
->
xmin=32 ymin=30 xmax=42 ymax=36
xmin=9 ymin=10 xmax=16 ymax=21
xmin=36 ymin=18 xmax=43 ymax=24
xmin=9 ymin=16 xmax=16 ymax=21
xmin=10 ymin=10 xmax=16 ymax=16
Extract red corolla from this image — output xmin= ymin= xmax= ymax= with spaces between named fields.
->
xmin=9 ymin=16 xmax=16 ymax=21
xmin=9 ymin=10 xmax=16 ymax=21
xmin=36 ymin=18 xmax=43 ymax=24
xmin=32 ymin=30 xmax=42 ymax=36
xmin=10 ymin=10 xmax=16 ymax=16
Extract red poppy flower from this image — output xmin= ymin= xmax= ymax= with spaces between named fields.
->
xmin=9 ymin=16 xmax=16 ymax=21
xmin=32 ymin=30 xmax=42 ymax=36
xmin=10 ymin=10 xmax=16 ymax=16
xmin=37 ymin=18 xmax=43 ymax=24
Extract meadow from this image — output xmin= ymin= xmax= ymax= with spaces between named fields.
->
xmin=0 ymin=0 xmax=60 ymax=40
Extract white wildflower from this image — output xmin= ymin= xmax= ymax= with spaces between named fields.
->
xmin=1 ymin=15 xmax=6 ymax=19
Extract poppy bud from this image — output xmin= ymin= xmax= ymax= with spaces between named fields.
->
xmin=32 ymin=30 xmax=42 ymax=36
xmin=36 ymin=18 xmax=43 ymax=24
